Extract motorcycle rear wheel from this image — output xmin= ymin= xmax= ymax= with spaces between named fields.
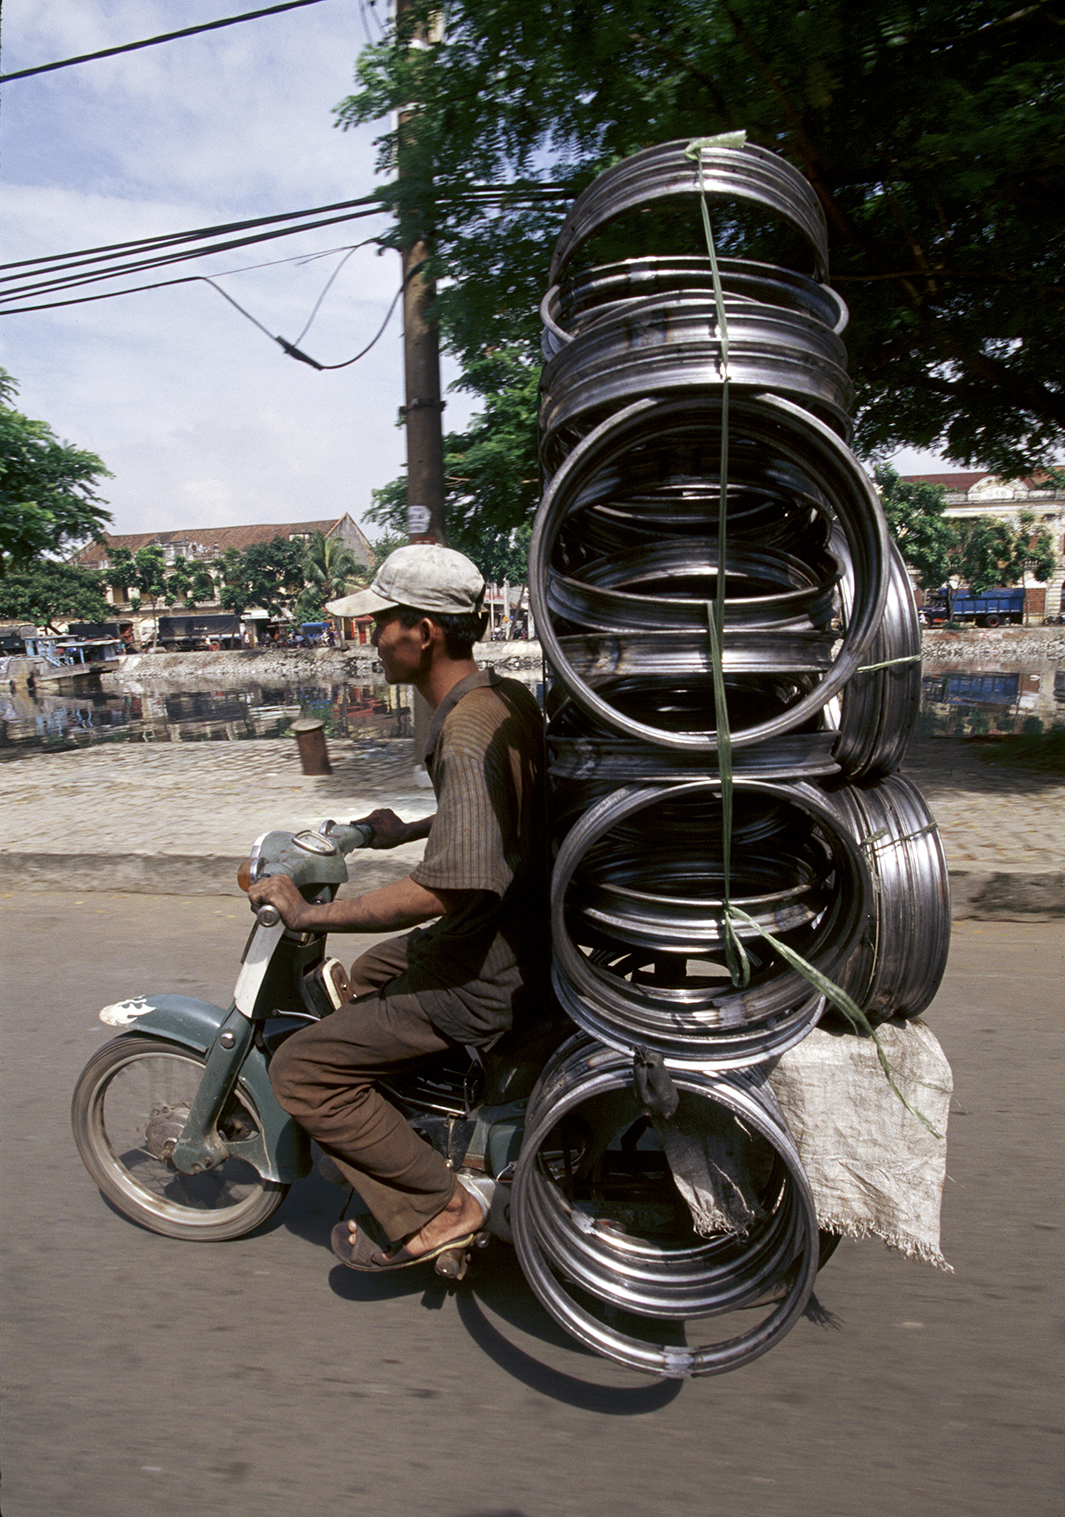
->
xmin=72 ymin=1035 xmax=288 ymax=1241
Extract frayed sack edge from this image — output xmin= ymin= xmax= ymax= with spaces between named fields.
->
xmin=818 ymin=1214 xmax=953 ymax=1273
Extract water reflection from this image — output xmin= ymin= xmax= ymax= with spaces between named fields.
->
xmin=920 ymin=652 xmax=1065 ymax=737
xmin=0 ymin=679 xmax=412 ymax=758
xmin=2 ymin=656 xmax=1061 ymax=758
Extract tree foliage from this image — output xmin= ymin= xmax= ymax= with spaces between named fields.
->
xmin=874 ymin=465 xmax=1057 ymax=615
xmin=952 ymin=511 xmax=1056 ymax=596
xmin=166 ymin=555 xmax=216 ymax=609
xmin=295 ymin=530 xmax=368 ymax=620
xmin=0 ymin=560 xmax=112 ymax=630
xmin=874 ymin=465 xmax=956 ymax=589
xmin=341 ymin=0 xmax=1065 ymax=535
xmin=0 ymin=369 xmax=112 ymax=575
xmin=366 ymin=349 xmax=538 ymax=577
xmin=213 ymin=536 xmax=307 ymax=620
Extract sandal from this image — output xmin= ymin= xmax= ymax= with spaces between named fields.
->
xmin=330 ymin=1187 xmax=487 ymax=1273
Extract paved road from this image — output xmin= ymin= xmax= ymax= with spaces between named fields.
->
xmin=1 ymin=893 xmax=1061 ymax=1517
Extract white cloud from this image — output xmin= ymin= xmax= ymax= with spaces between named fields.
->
xmin=2 ymin=0 xmax=473 ymax=539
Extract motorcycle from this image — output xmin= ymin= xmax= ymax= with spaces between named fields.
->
xmin=70 ymin=817 xmax=557 ymax=1272
xmin=71 ymin=813 xmax=834 ymax=1377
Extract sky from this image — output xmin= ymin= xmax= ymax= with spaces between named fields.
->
xmin=1 ymin=0 xmax=481 ymax=542
xmin=1 ymin=0 xmax=945 ymax=547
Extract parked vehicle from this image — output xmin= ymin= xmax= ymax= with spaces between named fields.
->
xmin=155 ymin=612 xmax=241 ymax=651
xmin=923 ymin=586 xmax=1025 ymax=626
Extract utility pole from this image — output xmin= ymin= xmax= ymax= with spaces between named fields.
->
xmin=396 ymin=0 xmax=446 ymax=547
xmin=393 ymin=0 xmax=446 ymax=775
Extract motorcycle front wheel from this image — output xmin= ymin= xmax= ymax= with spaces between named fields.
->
xmin=72 ymin=1035 xmax=288 ymax=1241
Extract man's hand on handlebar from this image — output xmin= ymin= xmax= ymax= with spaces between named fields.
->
xmin=247 ymin=872 xmax=311 ymax=931
xmin=350 ymin=808 xmax=434 ymax=849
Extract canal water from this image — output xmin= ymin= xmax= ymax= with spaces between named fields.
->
xmin=2 ymin=657 xmax=1062 ymax=759
xmin=0 ymin=677 xmax=415 ymax=759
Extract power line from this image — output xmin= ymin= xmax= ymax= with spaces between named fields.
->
xmin=0 ymin=194 xmax=382 ymax=275
xmin=0 ymin=209 xmax=386 ymax=305
xmin=0 ymin=185 xmax=572 ymax=310
xmin=0 ymin=185 xmax=568 ymax=281
xmin=0 ymin=0 xmax=335 ymax=83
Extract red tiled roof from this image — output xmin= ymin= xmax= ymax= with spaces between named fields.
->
xmin=900 ymin=472 xmax=987 ymax=490
xmin=900 ymin=472 xmax=1049 ymax=491
xmin=77 ymin=517 xmax=350 ymax=567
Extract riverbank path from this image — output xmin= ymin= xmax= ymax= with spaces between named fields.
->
xmin=1 ymin=733 xmax=1062 ymax=914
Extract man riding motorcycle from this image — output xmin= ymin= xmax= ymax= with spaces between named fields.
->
xmin=248 ymin=545 xmax=547 ymax=1272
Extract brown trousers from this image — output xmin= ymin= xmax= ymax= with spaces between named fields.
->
xmin=268 ymin=936 xmax=458 ymax=1243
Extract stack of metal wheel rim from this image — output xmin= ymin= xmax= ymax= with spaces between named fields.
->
xmin=514 ymin=137 xmax=951 ymax=1378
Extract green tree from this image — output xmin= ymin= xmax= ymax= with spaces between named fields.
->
xmin=166 ymin=555 xmax=216 ymax=609
xmin=108 ymin=545 xmax=169 ymax=642
xmin=874 ymin=465 xmax=956 ymax=590
xmin=0 ymin=560 xmax=111 ymax=630
xmin=213 ymin=536 xmax=306 ymax=621
xmin=341 ymin=0 xmax=1065 ymax=532
xmin=952 ymin=509 xmax=1056 ymax=620
xmin=366 ymin=350 xmax=538 ymax=575
xmin=369 ymin=469 xmax=532 ymax=582
xmin=0 ymin=369 xmax=112 ymax=574
xmin=296 ymin=530 xmax=367 ymax=620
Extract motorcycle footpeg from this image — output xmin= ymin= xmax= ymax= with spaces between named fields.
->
xmin=433 ymin=1230 xmax=487 ymax=1282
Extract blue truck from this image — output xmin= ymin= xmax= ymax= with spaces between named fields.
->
xmin=923 ymin=586 xmax=1026 ymax=626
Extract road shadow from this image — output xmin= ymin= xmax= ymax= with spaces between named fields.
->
xmin=325 ymin=1239 xmax=682 ymax=1412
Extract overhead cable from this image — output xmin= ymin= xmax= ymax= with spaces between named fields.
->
xmin=0 ymin=194 xmax=382 ymax=275
xmin=0 ymin=208 xmax=387 ymax=305
xmin=1 ymin=0 xmax=333 ymax=83
xmin=0 ymin=183 xmax=570 ymax=285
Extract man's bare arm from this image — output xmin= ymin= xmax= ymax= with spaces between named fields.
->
xmin=247 ymin=870 xmax=460 ymax=934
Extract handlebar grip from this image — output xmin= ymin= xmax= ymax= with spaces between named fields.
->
xmin=255 ymin=904 xmax=282 ymax=928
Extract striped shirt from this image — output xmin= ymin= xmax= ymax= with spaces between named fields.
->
xmin=406 ymin=669 xmax=548 ymax=1042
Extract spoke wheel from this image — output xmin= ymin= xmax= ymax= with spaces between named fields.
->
xmin=72 ymin=1036 xmax=287 ymax=1240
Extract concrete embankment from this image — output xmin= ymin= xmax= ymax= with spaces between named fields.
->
xmin=108 ymin=638 xmax=544 ymax=690
xmin=105 ymin=626 xmax=1065 ymax=688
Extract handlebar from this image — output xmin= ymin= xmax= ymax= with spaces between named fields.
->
xmin=240 ymin=817 xmax=377 ymax=922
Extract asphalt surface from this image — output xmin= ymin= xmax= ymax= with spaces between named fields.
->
xmin=1 ymin=731 xmax=1062 ymax=915
xmin=1 ymin=898 xmax=1061 ymax=1517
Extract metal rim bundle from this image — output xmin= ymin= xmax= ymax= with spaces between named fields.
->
xmin=520 ymin=136 xmax=949 ymax=1379
xmin=511 ymin=1034 xmax=820 ymax=1378
xmin=822 ymin=772 xmax=952 ymax=1022
xmin=549 ymin=778 xmax=874 ymax=1066
xmin=546 ymin=538 xmax=842 ymax=634
xmin=549 ymin=139 xmax=830 ymax=285
xmin=830 ymin=540 xmax=923 ymax=778
xmin=530 ymin=393 xmax=889 ymax=752
xmin=541 ymin=257 xmax=848 ymax=360
xmin=539 ymin=295 xmax=854 ymax=453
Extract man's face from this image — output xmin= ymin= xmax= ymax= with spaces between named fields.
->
xmin=371 ymin=608 xmax=426 ymax=684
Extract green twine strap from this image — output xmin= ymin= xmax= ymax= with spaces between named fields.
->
xmin=856 ymin=653 xmax=922 ymax=673
xmin=726 ymin=905 xmax=943 ymax=1137
xmin=686 ymin=134 xmax=748 ymax=987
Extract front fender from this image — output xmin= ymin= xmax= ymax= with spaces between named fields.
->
xmin=97 ymin=994 xmax=311 ymax=1183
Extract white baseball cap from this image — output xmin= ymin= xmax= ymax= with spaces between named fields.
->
xmin=326 ymin=544 xmax=486 ymax=619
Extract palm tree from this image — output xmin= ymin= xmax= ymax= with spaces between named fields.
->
xmin=298 ymin=531 xmax=366 ymax=620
